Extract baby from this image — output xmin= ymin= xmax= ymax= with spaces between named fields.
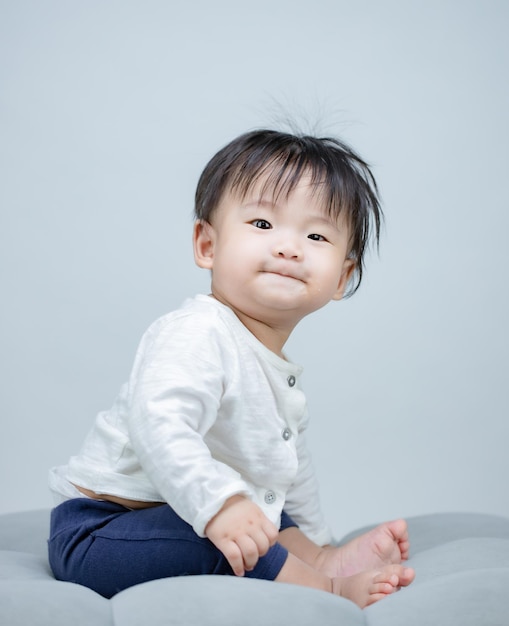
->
xmin=48 ymin=129 xmax=415 ymax=607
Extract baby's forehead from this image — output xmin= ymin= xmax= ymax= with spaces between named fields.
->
xmin=230 ymin=168 xmax=327 ymax=206
xmin=237 ymin=172 xmax=340 ymax=212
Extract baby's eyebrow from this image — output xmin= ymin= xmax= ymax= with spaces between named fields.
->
xmin=242 ymin=198 xmax=277 ymax=210
xmin=309 ymin=213 xmax=342 ymax=230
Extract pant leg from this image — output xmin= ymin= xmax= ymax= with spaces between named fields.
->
xmin=279 ymin=510 xmax=298 ymax=532
xmin=48 ymin=498 xmax=295 ymax=598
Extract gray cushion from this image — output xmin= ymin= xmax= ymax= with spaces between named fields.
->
xmin=1 ymin=510 xmax=508 ymax=625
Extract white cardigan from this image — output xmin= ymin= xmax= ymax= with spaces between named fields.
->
xmin=49 ymin=295 xmax=331 ymax=546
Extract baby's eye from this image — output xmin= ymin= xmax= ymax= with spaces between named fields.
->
xmin=252 ymin=219 xmax=272 ymax=229
xmin=308 ymin=233 xmax=326 ymax=242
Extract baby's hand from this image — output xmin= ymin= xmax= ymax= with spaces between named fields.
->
xmin=205 ymin=495 xmax=278 ymax=576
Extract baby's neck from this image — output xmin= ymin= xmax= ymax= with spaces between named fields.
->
xmin=244 ymin=319 xmax=290 ymax=358
xmin=209 ymin=293 xmax=295 ymax=357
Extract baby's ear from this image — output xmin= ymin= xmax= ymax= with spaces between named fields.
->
xmin=332 ymin=259 xmax=356 ymax=301
xmin=193 ymin=220 xmax=216 ymax=269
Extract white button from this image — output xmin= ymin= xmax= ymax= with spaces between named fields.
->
xmin=287 ymin=375 xmax=296 ymax=387
xmin=264 ymin=490 xmax=276 ymax=504
xmin=281 ymin=428 xmax=292 ymax=441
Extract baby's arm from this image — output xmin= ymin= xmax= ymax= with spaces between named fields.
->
xmin=205 ymin=495 xmax=279 ymax=576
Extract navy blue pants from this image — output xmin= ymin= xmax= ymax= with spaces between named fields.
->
xmin=48 ymin=498 xmax=297 ymax=598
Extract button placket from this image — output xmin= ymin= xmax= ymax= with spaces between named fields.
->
xmin=264 ymin=490 xmax=276 ymax=504
xmin=281 ymin=427 xmax=292 ymax=441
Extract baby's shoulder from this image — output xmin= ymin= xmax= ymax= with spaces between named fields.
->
xmin=142 ymin=295 xmax=236 ymax=353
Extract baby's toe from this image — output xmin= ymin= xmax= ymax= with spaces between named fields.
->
xmin=371 ymin=581 xmax=397 ymax=595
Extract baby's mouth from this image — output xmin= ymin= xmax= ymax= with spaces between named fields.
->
xmin=262 ymin=267 xmax=305 ymax=282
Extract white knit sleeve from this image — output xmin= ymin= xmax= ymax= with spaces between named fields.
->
xmin=126 ymin=311 xmax=251 ymax=537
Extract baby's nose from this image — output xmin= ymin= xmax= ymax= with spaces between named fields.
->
xmin=272 ymin=228 xmax=302 ymax=259
xmin=276 ymin=243 xmax=301 ymax=259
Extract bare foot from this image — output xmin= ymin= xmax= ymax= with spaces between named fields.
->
xmin=332 ymin=564 xmax=415 ymax=608
xmin=275 ymin=550 xmax=415 ymax=609
xmin=319 ymin=519 xmax=410 ymax=578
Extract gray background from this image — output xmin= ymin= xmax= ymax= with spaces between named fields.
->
xmin=1 ymin=0 xmax=508 ymax=540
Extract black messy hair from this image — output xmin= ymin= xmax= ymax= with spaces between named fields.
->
xmin=194 ymin=129 xmax=382 ymax=295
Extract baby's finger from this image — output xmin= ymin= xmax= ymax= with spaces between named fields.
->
xmin=261 ymin=519 xmax=279 ymax=546
xmin=236 ymin=535 xmax=261 ymax=572
xmin=220 ymin=540 xmax=245 ymax=577
xmin=251 ymin=530 xmax=270 ymax=557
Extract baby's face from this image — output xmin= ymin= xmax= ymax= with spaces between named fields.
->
xmin=194 ymin=174 xmax=355 ymax=337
